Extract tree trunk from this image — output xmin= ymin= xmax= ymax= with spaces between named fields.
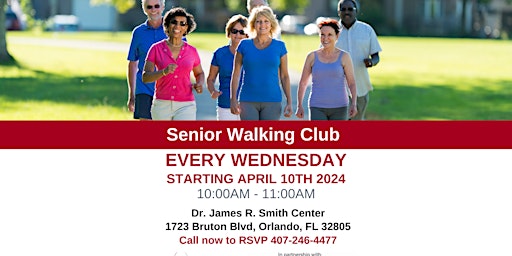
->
xmin=0 ymin=0 xmax=15 ymax=63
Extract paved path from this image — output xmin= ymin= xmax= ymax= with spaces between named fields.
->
xmin=10 ymin=36 xmax=306 ymax=120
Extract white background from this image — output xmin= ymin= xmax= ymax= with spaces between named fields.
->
xmin=1 ymin=149 xmax=511 ymax=256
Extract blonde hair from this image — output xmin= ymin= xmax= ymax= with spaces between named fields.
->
xmin=248 ymin=6 xmax=279 ymax=37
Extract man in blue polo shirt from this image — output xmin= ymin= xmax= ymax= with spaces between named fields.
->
xmin=126 ymin=0 xmax=167 ymax=120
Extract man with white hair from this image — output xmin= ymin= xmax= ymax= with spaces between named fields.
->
xmin=247 ymin=0 xmax=268 ymax=13
xmin=126 ymin=0 xmax=166 ymax=120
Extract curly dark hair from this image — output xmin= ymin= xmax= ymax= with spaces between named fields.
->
xmin=163 ymin=7 xmax=197 ymax=35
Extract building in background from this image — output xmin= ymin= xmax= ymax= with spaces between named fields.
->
xmin=27 ymin=0 xmax=512 ymax=38
xmin=31 ymin=0 xmax=115 ymax=31
xmin=380 ymin=0 xmax=512 ymax=38
xmin=303 ymin=0 xmax=511 ymax=38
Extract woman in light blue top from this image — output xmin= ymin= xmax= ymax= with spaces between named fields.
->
xmin=295 ymin=19 xmax=357 ymax=120
xmin=230 ymin=6 xmax=292 ymax=120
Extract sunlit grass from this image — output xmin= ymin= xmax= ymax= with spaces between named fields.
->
xmin=2 ymin=34 xmax=131 ymax=120
xmin=374 ymin=37 xmax=511 ymax=80
xmin=0 ymin=99 xmax=127 ymax=120
xmin=7 ymin=30 xmax=132 ymax=43
xmin=367 ymin=37 xmax=512 ymax=120
xmin=2 ymin=31 xmax=512 ymax=120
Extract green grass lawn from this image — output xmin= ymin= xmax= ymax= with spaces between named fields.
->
xmin=2 ymin=32 xmax=130 ymax=120
xmin=372 ymin=37 xmax=512 ymax=119
xmin=1 ymin=31 xmax=511 ymax=120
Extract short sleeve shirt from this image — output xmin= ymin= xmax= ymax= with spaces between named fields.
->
xmin=237 ymin=38 xmax=287 ymax=102
xmin=127 ymin=20 xmax=167 ymax=96
xmin=336 ymin=20 xmax=382 ymax=96
xmin=146 ymin=40 xmax=202 ymax=101
xmin=211 ymin=45 xmax=241 ymax=108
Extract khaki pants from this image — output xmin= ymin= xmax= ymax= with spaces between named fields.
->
xmin=351 ymin=93 xmax=369 ymax=120
xmin=151 ymin=99 xmax=196 ymax=120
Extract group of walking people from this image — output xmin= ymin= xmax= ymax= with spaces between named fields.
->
xmin=127 ymin=0 xmax=381 ymax=121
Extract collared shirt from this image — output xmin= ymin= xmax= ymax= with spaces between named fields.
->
xmin=336 ymin=20 xmax=382 ymax=96
xmin=127 ymin=20 xmax=167 ymax=96
xmin=146 ymin=40 xmax=201 ymax=102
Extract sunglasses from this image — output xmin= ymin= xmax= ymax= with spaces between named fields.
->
xmin=171 ymin=20 xmax=188 ymax=26
xmin=230 ymin=29 xmax=245 ymax=35
xmin=341 ymin=7 xmax=356 ymax=12
xmin=146 ymin=4 xmax=160 ymax=9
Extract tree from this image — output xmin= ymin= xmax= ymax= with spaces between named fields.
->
xmin=461 ymin=0 xmax=487 ymax=36
xmin=270 ymin=0 xmax=309 ymax=14
xmin=224 ymin=0 xmax=246 ymax=13
xmin=90 ymin=0 xmax=135 ymax=13
xmin=224 ymin=0 xmax=309 ymax=14
xmin=459 ymin=0 xmax=512 ymax=36
xmin=0 ymin=0 xmax=14 ymax=63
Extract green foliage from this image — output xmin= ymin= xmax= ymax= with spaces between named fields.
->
xmin=224 ymin=0 xmax=310 ymax=14
xmin=270 ymin=0 xmax=309 ymax=14
xmin=19 ymin=0 xmax=35 ymax=29
xmin=358 ymin=0 xmax=384 ymax=28
xmin=91 ymin=0 xmax=135 ymax=13
xmin=225 ymin=0 xmax=246 ymax=13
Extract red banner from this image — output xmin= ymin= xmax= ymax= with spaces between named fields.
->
xmin=1 ymin=121 xmax=511 ymax=149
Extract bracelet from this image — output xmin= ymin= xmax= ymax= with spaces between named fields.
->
xmin=162 ymin=69 xmax=167 ymax=76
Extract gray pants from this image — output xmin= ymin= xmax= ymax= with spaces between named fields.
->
xmin=309 ymin=106 xmax=349 ymax=120
xmin=351 ymin=93 xmax=369 ymax=120
xmin=239 ymin=102 xmax=282 ymax=120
